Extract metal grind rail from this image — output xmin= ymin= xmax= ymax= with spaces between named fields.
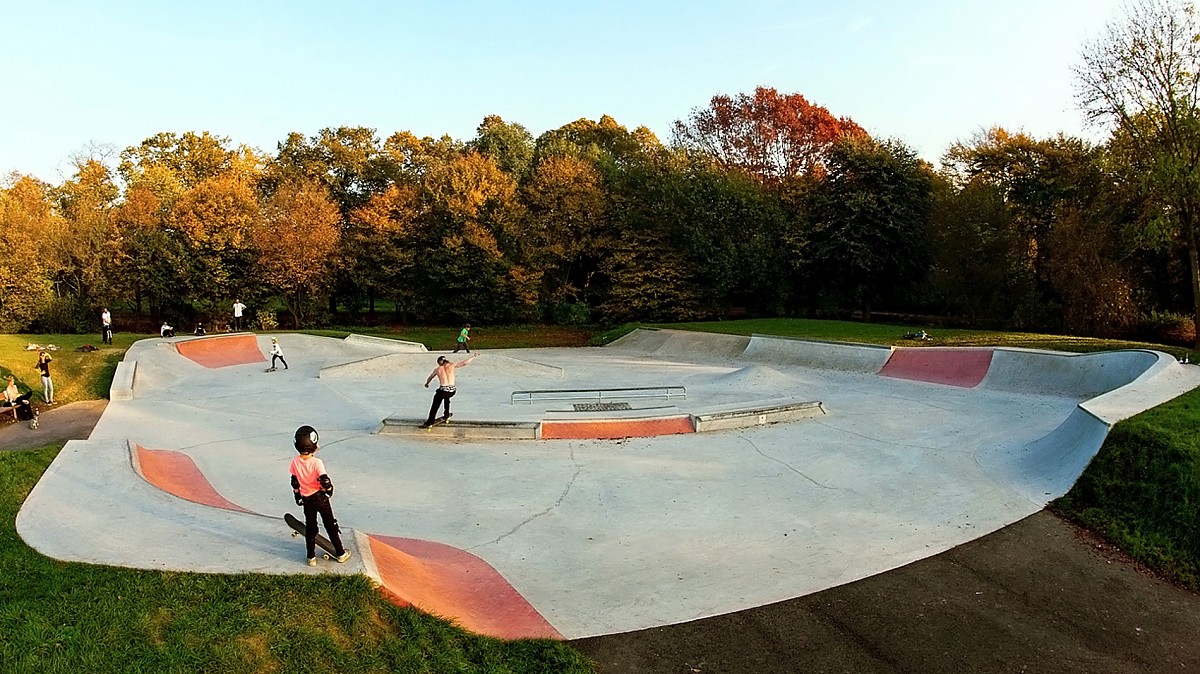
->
xmin=511 ymin=386 xmax=686 ymax=405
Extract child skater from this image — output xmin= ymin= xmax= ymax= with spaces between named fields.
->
xmin=289 ymin=425 xmax=352 ymax=566
xmin=269 ymin=337 xmax=289 ymax=371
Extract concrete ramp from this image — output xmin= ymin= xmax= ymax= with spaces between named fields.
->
xmin=980 ymin=348 xmax=1159 ymax=398
xmin=711 ymin=365 xmax=795 ymax=390
xmin=880 ymin=347 xmax=993 ymax=387
xmin=653 ymin=330 xmax=750 ymax=361
xmin=343 ymin=334 xmax=427 ymax=352
xmin=741 ymin=335 xmax=892 ymax=373
xmin=367 ymin=534 xmax=561 ymax=640
xmin=323 ymin=352 xmax=563 ymax=380
xmin=976 ymin=407 xmax=1112 ymax=506
xmin=605 ymin=328 xmax=671 ymax=353
xmin=130 ymin=443 xmax=254 ymax=514
xmin=176 ymin=334 xmax=265 ymax=368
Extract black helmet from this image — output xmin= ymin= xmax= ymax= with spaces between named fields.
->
xmin=294 ymin=425 xmax=319 ymax=454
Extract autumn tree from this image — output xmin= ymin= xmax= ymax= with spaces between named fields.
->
xmin=344 ymin=185 xmax=422 ymax=318
xmin=110 ymin=186 xmax=189 ymax=320
xmin=672 ymin=86 xmax=868 ymax=185
xmin=119 ymin=131 xmax=261 ymax=191
xmin=520 ymin=155 xmax=608 ymax=317
xmin=0 ymin=176 xmax=56 ymax=331
xmin=416 ymin=152 xmax=535 ymax=323
xmin=1076 ymin=0 xmax=1200 ymax=347
xmin=169 ymin=174 xmax=260 ymax=310
xmin=252 ymin=180 xmax=341 ymax=327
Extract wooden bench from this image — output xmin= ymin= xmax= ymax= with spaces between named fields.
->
xmin=511 ymin=386 xmax=686 ymax=405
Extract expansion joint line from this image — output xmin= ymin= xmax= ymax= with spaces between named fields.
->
xmin=474 ymin=447 xmax=583 ymax=548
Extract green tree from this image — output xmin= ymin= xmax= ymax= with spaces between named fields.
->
xmin=50 ymin=158 xmax=119 ymax=307
xmin=801 ymin=137 xmax=934 ymax=320
xmin=1076 ymin=0 xmax=1200 ymax=347
xmin=469 ymin=115 xmax=535 ymax=181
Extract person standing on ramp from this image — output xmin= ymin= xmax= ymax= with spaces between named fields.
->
xmin=421 ymin=352 xmax=478 ymax=428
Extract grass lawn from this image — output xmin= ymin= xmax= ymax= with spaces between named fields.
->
xmin=1 ymin=318 xmax=1198 ymax=670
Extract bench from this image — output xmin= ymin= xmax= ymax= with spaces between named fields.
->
xmin=511 ymin=386 xmax=686 ymax=405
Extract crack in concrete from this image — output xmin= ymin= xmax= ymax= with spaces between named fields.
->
xmin=475 ymin=446 xmax=583 ymax=548
xmin=742 ymin=435 xmax=838 ymax=490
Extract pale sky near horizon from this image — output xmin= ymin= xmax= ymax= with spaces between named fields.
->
xmin=3 ymin=0 xmax=1124 ymax=184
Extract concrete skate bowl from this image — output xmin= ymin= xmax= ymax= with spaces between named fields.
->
xmin=175 ymin=334 xmax=265 ymax=368
xmin=126 ymin=442 xmax=560 ymax=640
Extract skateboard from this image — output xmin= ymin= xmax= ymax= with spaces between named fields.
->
xmin=284 ymin=512 xmax=341 ymax=560
xmin=421 ymin=413 xmax=452 ymax=430
xmin=265 ymin=367 xmax=277 ymax=373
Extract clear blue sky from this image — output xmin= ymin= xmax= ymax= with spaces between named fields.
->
xmin=2 ymin=0 xmax=1123 ymax=184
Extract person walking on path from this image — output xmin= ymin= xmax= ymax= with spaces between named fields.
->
xmin=288 ymin=425 xmax=352 ymax=566
xmin=35 ymin=351 xmax=53 ymax=404
xmin=232 ymin=298 xmax=247 ymax=331
xmin=100 ymin=308 xmax=112 ymax=345
xmin=268 ymin=337 xmax=289 ymax=371
xmin=453 ymin=324 xmax=471 ymax=353
xmin=421 ymin=352 xmax=478 ymax=427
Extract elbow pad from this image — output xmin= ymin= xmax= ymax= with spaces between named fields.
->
xmin=319 ymin=474 xmax=333 ymax=497
xmin=290 ymin=475 xmax=300 ymax=491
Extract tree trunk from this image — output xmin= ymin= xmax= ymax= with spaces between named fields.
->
xmin=1189 ymin=225 xmax=1200 ymax=352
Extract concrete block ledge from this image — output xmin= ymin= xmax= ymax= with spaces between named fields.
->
xmin=110 ymin=360 xmax=136 ymax=400
xmin=379 ymin=417 xmax=541 ymax=440
xmin=694 ymin=400 xmax=826 ymax=432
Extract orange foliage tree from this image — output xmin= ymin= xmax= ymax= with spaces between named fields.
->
xmin=672 ymin=86 xmax=868 ymax=185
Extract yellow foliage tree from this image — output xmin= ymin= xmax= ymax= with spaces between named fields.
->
xmin=253 ymin=179 xmax=341 ymax=327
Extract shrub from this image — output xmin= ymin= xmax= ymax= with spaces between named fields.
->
xmin=1138 ymin=311 xmax=1195 ymax=347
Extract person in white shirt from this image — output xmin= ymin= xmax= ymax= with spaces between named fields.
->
xmin=269 ymin=337 xmax=289 ymax=371
xmin=232 ymin=299 xmax=247 ymax=331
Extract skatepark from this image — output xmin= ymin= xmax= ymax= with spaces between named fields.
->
xmin=13 ymin=329 xmax=1200 ymax=641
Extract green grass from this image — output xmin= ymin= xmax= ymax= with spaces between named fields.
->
xmin=1052 ymin=387 xmax=1200 ymax=589
xmin=2 ymin=318 xmax=1199 ymax=669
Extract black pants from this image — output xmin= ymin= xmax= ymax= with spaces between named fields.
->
xmin=426 ymin=387 xmax=456 ymax=424
xmin=453 ymin=341 xmax=469 ymax=353
xmin=302 ymin=491 xmax=344 ymax=558
xmin=271 ymin=354 xmax=288 ymax=369
xmin=102 ymin=326 xmax=112 ymax=344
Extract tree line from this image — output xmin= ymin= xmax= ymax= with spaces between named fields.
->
xmin=1 ymin=0 xmax=1198 ymax=348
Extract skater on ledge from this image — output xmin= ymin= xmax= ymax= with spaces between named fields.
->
xmin=289 ymin=425 xmax=351 ymax=566
xmin=421 ymin=352 xmax=478 ymax=427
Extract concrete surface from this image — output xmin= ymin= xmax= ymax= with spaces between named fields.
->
xmin=14 ymin=329 xmax=1200 ymax=641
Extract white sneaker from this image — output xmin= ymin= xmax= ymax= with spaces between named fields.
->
xmin=335 ymin=550 xmax=352 ymax=563
xmin=306 ymin=557 xmax=317 ymax=567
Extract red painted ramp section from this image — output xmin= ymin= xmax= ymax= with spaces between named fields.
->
xmin=133 ymin=444 xmax=253 ymax=514
xmin=176 ymin=334 xmax=265 ymax=368
xmin=879 ymin=348 xmax=993 ymax=388
xmin=368 ymin=535 xmax=562 ymax=640
xmin=541 ymin=415 xmax=695 ymax=440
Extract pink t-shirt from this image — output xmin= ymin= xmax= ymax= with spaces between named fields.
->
xmin=289 ymin=455 xmax=327 ymax=497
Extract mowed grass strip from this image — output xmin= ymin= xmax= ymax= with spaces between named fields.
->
xmin=0 ymin=445 xmax=593 ymax=673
